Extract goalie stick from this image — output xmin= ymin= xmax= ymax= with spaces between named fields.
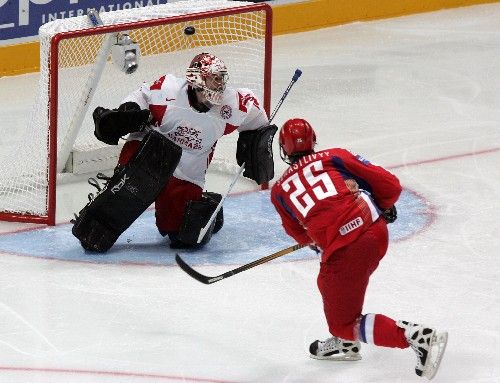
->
xmin=196 ymin=163 xmax=246 ymax=243
xmin=269 ymin=69 xmax=302 ymax=122
xmin=196 ymin=69 xmax=303 ymax=243
xmin=175 ymin=244 xmax=305 ymax=284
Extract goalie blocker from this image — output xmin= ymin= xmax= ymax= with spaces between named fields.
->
xmin=72 ymin=130 xmax=182 ymax=252
xmin=236 ymin=124 xmax=278 ymax=185
xmin=172 ymin=191 xmax=224 ymax=248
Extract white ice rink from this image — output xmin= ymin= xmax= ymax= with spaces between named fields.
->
xmin=0 ymin=3 xmax=499 ymax=382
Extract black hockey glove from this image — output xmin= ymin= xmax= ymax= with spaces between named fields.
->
xmin=309 ymin=244 xmax=321 ymax=254
xmin=236 ymin=124 xmax=278 ymax=185
xmin=381 ymin=205 xmax=397 ymax=223
xmin=93 ymin=102 xmax=151 ymax=145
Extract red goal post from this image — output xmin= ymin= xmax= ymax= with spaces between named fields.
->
xmin=0 ymin=0 xmax=272 ymax=225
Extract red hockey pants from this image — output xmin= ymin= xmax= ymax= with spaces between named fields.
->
xmin=317 ymin=218 xmax=389 ymax=341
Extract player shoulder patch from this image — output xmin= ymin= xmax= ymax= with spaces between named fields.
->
xmin=355 ymin=154 xmax=371 ymax=165
xmin=237 ymin=91 xmax=260 ymax=113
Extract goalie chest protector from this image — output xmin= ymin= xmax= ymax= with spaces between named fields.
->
xmin=72 ymin=130 xmax=182 ymax=252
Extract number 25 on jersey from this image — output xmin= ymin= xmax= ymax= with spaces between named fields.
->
xmin=281 ymin=160 xmax=337 ymax=218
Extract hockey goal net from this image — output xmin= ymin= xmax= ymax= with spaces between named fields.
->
xmin=0 ymin=0 xmax=272 ymax=225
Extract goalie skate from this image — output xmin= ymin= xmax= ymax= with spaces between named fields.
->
xmin=397 ymin=320 xmax=448 ymax=380
xmin=309 ymin=337 xmax=361 ymax=361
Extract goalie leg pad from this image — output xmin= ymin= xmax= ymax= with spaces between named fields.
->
xmin=203 ymin=192 xmax=223 ymax=234
xmin=236 ymin=124 xmax=278 ymax=184
xmin=72 ymin=130 xmax=182 ymax=252
xmin=176 ymin=192 xmax=222 ymax=247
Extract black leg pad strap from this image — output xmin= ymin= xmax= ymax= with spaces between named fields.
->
xmin=72 ymin=130 xmax=182 ymax=252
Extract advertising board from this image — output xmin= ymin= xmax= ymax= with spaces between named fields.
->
xmin=0 ymin=0 xmax=169 ymax=45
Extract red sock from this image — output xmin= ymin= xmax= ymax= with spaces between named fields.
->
xmin=357 ymin=313 xmax=409 ymax=349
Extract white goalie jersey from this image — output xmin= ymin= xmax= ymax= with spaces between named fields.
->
xmin=122 ymin=74 xmax=269 ymax=188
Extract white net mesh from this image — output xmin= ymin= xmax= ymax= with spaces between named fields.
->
xmin=0 ymin=0 xmax=270 ymax=223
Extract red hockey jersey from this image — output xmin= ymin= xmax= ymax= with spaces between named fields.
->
xmin=270 ymin=148 xmax=402 ymax=261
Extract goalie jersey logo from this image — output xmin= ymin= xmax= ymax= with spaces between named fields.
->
xmin=220 ymin=105 xmax=232 ymax=119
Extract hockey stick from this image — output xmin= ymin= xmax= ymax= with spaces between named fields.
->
xmin=175 ymin=244 xmax=305 ymax=284
xmin=196 ymin=163 xmax=246 ymax=243
xmin=269 ymin=69 xmax=302 ymax=122
xmin=196 ymin=69 xmax=303 ymax=243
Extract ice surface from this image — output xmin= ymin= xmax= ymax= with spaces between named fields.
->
xmin=0 ymin=3 xmax=499 ymax=382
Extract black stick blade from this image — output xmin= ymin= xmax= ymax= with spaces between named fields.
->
xmin=175 ymin=244 xmax=305 ymax=285
xmin=175 ymin=254 xmax=219 ymax=284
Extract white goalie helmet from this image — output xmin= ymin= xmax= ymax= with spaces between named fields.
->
xmin=185 ymin=53 xmax=229 ymax=105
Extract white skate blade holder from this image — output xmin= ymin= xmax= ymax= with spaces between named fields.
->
xmin=424 ymin=331 xmax=448 ymax=380
xmin=309 ymin=353 xmax=362 ymax=361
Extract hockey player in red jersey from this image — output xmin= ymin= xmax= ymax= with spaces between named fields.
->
xmin=270 ymin=118 xmax=447 ymax=380
xmin=72 ymin=53 xmax=276 ymax=252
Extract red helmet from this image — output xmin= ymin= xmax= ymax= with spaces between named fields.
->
xmin=279 ymin=118 xmax=316 ymax=163
xmin=185 ymin=52 xmax=228 ymax=105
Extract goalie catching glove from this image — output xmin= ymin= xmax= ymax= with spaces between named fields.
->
xmin=236 ymin=124 xmax=278 ymax=185
xmin=93 ymin=102 xmax=151 ymax=145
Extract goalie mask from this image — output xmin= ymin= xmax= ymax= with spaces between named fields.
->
xmin=186 ymin=53 xmax=229 ymax=105
xmin=279 ymin=118 xmax=317 ymax=164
